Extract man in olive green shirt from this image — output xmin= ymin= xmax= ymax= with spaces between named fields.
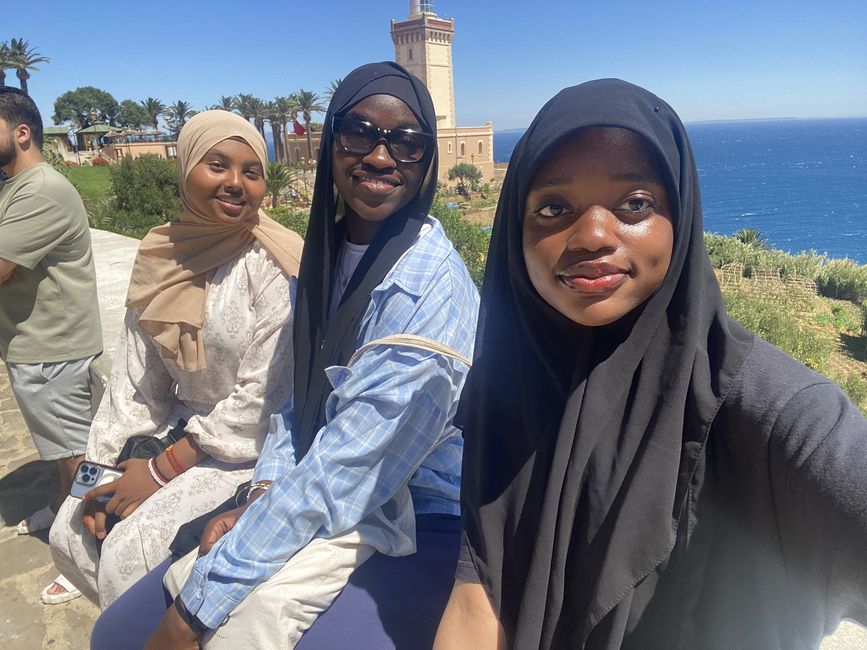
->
xmin=0 ymin=88 xmax=102 ymax=603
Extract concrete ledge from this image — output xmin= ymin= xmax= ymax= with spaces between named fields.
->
xmin=88 ymin=229 xmax=140 ymax=400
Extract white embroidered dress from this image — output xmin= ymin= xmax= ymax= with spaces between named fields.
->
xmin=50 ymin=241 xmax=293 ymax=608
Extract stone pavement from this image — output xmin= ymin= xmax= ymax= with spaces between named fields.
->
xmin=0 ymin=230 xmax=138 ymax=650
xmin=0 ymin=229 xmax=865 ymax=649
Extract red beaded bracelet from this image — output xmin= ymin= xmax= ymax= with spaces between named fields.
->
xmin=166 ymin=444 xmax=189 ymax=474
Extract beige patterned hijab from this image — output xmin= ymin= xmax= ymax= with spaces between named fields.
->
xmin=126 ymin=110 xmax=303 ymax=371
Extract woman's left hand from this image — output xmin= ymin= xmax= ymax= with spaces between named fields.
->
xmin=84 ymin=459 xmax=161 ymax=519
xmin=144 ymin=606 xmax=200 ymax=650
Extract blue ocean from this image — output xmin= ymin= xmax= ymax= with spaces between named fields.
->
xmin=493 ymin=119 xmax=867 ymax=264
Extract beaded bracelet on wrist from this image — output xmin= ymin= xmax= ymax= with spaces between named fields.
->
xmin=147 ymin=457 xmax=169 ymax=487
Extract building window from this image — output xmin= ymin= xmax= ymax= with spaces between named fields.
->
xmin=460 ymin=142 xmax=465 ymax=157
xmin=409 ymin=48 xmax=413 ymax=61
xmin=447 ymin=142 xmax=452 ymax=154
xmin=478 ymin=140 xmax=483 ymax=155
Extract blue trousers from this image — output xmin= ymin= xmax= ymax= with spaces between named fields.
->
xmin=91 ymin=514 xmax=461 ymax=649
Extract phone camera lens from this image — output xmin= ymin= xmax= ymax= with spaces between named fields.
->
xmin=88 ymin=467 xmax=97 ymax=475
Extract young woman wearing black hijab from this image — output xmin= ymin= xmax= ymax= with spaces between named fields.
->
xmin=435 ymin=79 xmax=867 ymax=649
xmin=90 ymin=61 xmax=479 ymax=650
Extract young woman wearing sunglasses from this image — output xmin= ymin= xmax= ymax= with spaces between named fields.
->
xmin=91 ymin=61 xmax=480 ymax=650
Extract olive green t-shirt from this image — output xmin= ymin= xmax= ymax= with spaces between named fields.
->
xmin=0 ymin=163 xmax=103 ymax=363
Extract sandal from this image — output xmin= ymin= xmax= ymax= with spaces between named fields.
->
xmin=40 ymin=574 xmax=81 ymax=605
xmin=17 ymin=505 xmax=56 ymax=535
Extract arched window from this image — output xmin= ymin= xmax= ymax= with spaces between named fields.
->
xmin=478 ymin=140 xmax=483 ymax=155
xmin=447 ymin=142 xmax=452 ymax=154
xmin=460 ymin=142 xmax=465 ymax=157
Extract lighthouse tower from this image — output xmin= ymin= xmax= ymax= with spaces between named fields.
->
xmin=390 ymin=1 xmax=456 ymax=129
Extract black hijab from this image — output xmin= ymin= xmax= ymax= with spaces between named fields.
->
xmin=459 ymin=79 xmax=753 ymax=648
xmin=292 ymin=61 xmax=438 ymax=461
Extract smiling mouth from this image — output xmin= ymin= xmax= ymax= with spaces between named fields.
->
xmin=558 ymin=262 xmax=629 ymax=293
xmin=216 ymin=195 xmax=246 ymax=216
xmin=353 ymin=174 xmax=400 ymax=196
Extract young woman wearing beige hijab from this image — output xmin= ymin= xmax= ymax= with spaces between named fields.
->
xmin=48 ymin=110 xmax=303 ymax=608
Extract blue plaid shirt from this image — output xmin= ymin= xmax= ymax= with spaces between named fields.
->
xmin=180 ymin=218 xmax=480 ymax=628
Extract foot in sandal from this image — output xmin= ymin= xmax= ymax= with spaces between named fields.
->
xmin=16 ymin=505 xmax=57 ymax=535
xmin=40 ymin=574 xmax=81 ymax=605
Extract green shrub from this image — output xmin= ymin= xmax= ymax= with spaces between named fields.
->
xmin=842 ymin=373 xmax=867 ymax=413
xmin=106 ymin=155 xmax=181 ymax=237
xmin=817 ymin=259 xmax=867 ymax=303
xmin=430 ymin=200 xmax=489 ymax=288
xmin=829 ymin=302 xmax=863 ymax=333
xmin=265 ymin=206 xmax=309 ymax=239
xmin=704 ymin=234 xmax=867 ymax=304
xmin=721 ymin=286 xmax=836 ymax=374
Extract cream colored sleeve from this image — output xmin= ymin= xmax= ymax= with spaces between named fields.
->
xmin=85 ymin=308 xmax=176 ymax=465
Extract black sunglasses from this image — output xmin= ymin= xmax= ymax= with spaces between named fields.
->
xmin=332 ymin=115 xmax=434 ymax=163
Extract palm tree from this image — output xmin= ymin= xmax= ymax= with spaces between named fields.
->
xmin=0 ymin=42 xmax=12 ymax=86
xmin=735 ymin=228 xmax=766 ymax=249
xmin=270 ymin=97 xmax=296 ymax=163
xmin=265 ymin=101 xmax=283 ymax=163
xmin=265 ymin=162 xmax=295 ymax=208
xmin=323 ymin=78 xmax=343 ymax=102
xmin=214 ymin=96 xmax=236 ymax=112
xmin=247 ymin=96 xmax=268 ymax=144
xmin=140 ymin=97 xmax=165 ymax=133
xmin=8 ymin=38 xmax=49 ymax=95
xmin=294 ymin=89 xmax=326 ymax=161
xmin=166 ymin=100 xmax=195 ymax=138
xmin=233 ymin=93 xmax=255 ymax=122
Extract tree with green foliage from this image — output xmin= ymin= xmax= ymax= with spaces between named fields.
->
xmin=430 ymin=201 xmax=489 ymax=287
xmin=117 ymin=100 xmax=151 ymax=130
xmin=165 ymin=100 xmax=195 ymax=138
xmin=735 ymin=228 xmax=766 ymax=249
xmin=108 ymin=155 xmax=181 ymax=236
xmin=447 ymin=162 xmax=482 ymax=198
xmin=7 ymin=38 xmax=49 ymax=95
xmin=323 ymin=79 xmax=343 ymax=101
xmin=294 ymin=89 xmax=326 ymax=161
xmin=140 ymin=97 xmax=166 ymax=132
xmin=0 ymin=42 xmax=12 ymax=86
xmin=269 ymin=96 xmax=297 ymax=163
xmin=213 ymin=96 xmax=236 ymax=112
xmin=53 ymin=86 xmax=119 ymax=129
xmin=265 ymin=101 xmax=283 ymax=163
xmin=247 ymin=96 xmax=268 ymax=143
xmin=265 ymin=163 xmax=296 ymax=208
xmin=233 ymin=93 xmax=255 ymax=121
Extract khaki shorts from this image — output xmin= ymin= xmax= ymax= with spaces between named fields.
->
xmin=7 ymin=355 xmax=98 ymax=460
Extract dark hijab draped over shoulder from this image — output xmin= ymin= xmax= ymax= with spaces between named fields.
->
xmin=292 ymin=61 xmax=438 ymax=462
xmin=458 ymin=79 xmax=753 ymax=648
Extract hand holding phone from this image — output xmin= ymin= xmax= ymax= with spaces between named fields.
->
xmin=70 ymin=460 xmax=124 ymax=503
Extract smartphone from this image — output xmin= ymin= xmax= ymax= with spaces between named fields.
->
xmin=70 ymin=460 xmax=124 ymax=503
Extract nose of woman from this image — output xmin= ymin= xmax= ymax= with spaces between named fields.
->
xmin=362 ymin=141 xmax=397 ymax=170
xmin=223 ymin=168 xmax=243 ymax=192
xmin=565 ymin=205 xmax=619 ymax=253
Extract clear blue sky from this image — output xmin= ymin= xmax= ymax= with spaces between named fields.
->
xmin=6 ymin=0 xmax=866 ymax=130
